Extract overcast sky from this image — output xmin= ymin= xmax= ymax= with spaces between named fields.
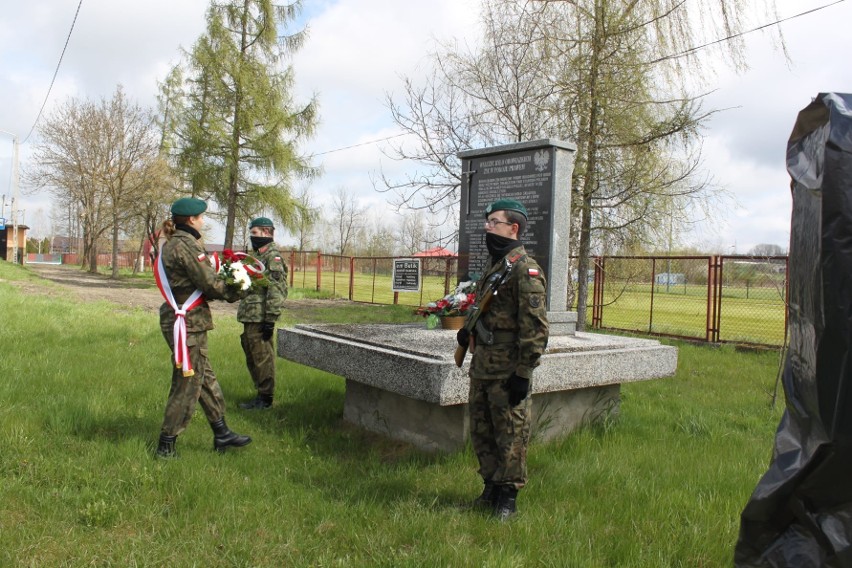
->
xmin=0 ymin=0 xmax=849 ymax=254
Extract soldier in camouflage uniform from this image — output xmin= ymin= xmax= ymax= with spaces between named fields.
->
xmin=238 ymin=217 xmax=289 ymax=410
xmin=456 ymin=198 xmax=549 ymax=521
xmin=155 ymin=197 xmax=252 ymax=458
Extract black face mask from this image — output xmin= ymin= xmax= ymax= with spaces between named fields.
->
xmin=250 ymin=236 xmax=273 ymax=251
xmin=485 ymin=233 xmax=520 ymax=261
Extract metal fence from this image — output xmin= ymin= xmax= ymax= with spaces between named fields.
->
xmin=285 ymin=251 xmax=459 ymax=309
xmin=587 ymin=255 xmax=788 ymax=348
xmin=292 ymin=251 xmax=788 ymax=348
xmin=25 ymin=248 xmax=787 ymax=347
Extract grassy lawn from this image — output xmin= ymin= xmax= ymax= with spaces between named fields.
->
xmin=588 ymin=283 xmax=786 ymax=346
xmin=0 ymin=260 xmax=785 ymax=566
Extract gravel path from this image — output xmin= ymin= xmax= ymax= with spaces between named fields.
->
xmin=10 ymin=263 xmax=351 ymax=321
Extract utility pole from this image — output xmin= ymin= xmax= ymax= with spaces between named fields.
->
xmin=0 ymin=130 xmax=20 ymax=264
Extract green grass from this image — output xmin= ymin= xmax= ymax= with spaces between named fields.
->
xmin=0 ymin=260 xmax=785 ymax=566
xmin=587 ymin=283 xmax=786 ymax=346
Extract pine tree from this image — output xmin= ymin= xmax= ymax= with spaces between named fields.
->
xmin=174 ymin=0 xmax=318 ymax=248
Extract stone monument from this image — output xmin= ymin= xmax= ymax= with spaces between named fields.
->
xmin=457 ymin=139 xmax=576 ymax=335
xmin=278 ymin=139 xmax=678 ymax=452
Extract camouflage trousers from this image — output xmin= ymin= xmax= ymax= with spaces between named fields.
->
xmin=240 ymin=323 xmax=276 ymax=396
xmin=469 ymin=378 xmax=531 ymax=490
xmin=160 ymin=330 xmax=226 ymax=436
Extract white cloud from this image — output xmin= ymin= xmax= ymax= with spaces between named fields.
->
xmin=692 ymin=0 xmax=852 ymax=253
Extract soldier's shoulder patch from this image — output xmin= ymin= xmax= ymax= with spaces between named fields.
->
xmin=197 ymin=253 xmax=207 ymax=262
xmin=274 ymin=256 xmax=281 ymax=262
xmin=528 ymin=267 xmax=540 ymax=277
xmin=530 ymin=295 xmax=541 ymax=308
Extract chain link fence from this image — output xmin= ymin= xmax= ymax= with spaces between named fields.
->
xmin=286 ymin=251 xmax=459 ymax=310
xmin=587 ymin=255 xmax=788 ymax=347
xmin=26 ymin=248 xmax=788 ymax=347
xmin=248 ymin=250 xmax=790 ymax=348
xmin=27 ymin=251 xmax=144 ymax=271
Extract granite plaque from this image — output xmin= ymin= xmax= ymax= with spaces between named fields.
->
xmin=458 ymin=146 xmax=554 ymax=284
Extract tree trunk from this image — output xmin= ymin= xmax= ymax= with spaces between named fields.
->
xmin=574 ymin=0 xmax=604 ymax=332
xmin=134 ymin=235 xmax=146 ymax=275
xmin=88 ymin=238 xmax=98 ymax=273
xmin=575 ymin=188 xmax=594 ymax=330
xmin=224 ymin=166 xmax=238 ymax=249
xmin=110 ymin=217 xmax=120 ymax=279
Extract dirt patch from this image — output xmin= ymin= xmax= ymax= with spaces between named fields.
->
xmin=18 ymin=264 xmax=167 ymax=312
xmin=15 ymin=263 xmax=339 ymax=319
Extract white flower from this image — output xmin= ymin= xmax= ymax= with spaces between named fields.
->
xmin=230 ymin=262 xmax=252 ymax=290
xmin=455 ymin=281 xmax=475 ymax=294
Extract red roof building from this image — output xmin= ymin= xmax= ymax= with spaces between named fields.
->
xmin=413 ymin=246 xmax=456 ymax=257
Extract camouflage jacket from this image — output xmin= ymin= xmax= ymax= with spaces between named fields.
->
xmin=158 ymin=230 xmax=241 ymax=333
xmin=237 ymin=243 xmax=289 ymax=323
xmin=469 ymin=245 xmax=549 ymax=381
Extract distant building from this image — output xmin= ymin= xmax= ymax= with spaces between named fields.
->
xmin=655 ymin=272 xmax=686 ymax=286
xmin=413 ymin=246 xmax=456 ymax=257
xmin=1 ymin=224 xmax=29 ymax=263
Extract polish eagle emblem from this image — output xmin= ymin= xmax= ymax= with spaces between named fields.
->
xmin=533 ymin=149 xmax=550 ymax=172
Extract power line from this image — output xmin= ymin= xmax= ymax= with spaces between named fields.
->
xmin=22 ymin=0 xmax=84 ymax=145
xmin=649 ymin=0 xmax=847 ymax=64
xmin=313 ymin=0 xmax=846 ymax=158
xmin=310 ymin=132 xmax=407 ymax=157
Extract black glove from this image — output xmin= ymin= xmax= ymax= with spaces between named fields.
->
xmin=456 ymin=328 xmax=470 ymax=347
xmin=506 ymin=373 xmax=530 ymax=407
xmin=261 ymin=322 xmax=275 ymax=341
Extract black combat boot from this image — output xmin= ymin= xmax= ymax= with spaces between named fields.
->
xmin=156 ymin=433 xmax=177 ymax=458
xmin=239 ymin=394 xmax=273 ymax=410
xmin=492 ymin=485 xmax=518 ymax=522
xmin=471 ymin=481 xmax=496 ymax=510
xmin=210 ymin=418 xmax=252 ymax=452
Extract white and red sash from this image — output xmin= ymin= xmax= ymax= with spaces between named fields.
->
xmin=154 ymin=252 xmax=206 ymax=377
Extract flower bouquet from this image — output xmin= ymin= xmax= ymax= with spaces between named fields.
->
xmin=415 ymin=280 xmax=477 ymax=329
xmin=211 ymin=249 xmax=268 ymax=291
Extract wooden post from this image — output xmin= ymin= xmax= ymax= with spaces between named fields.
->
xmin=349 ymin=257 xmax=355 ymax=301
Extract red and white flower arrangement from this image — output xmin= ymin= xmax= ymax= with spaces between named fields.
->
xmin=415 ymin=280 xmax=477 ymax=329
xmin=211 ymin=249 xmax=267 ymax=291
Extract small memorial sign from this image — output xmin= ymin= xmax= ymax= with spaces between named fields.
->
xmin=392 ymin=258 xmax=421 ymax=292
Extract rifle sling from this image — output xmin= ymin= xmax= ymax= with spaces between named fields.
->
xmin=469 ymin=252 xmax=526 ymax=342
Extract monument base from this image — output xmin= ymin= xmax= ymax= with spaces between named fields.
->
xmin=343 ymin=379 xmax=620 ymax=452
xmin=547 ymin=310 xmax=577 ymax=336
xmin=279 ymin=324 xmax=676 ymax=452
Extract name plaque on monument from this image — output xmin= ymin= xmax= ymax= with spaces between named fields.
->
xmin=458 ymin=147 xmax=553 ymax=282
xmin=457 ymin=139 xmax=575 ymax=319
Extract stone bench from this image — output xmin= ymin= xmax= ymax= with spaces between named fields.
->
xmin=278 ymin=324 xmax=678 ymax=452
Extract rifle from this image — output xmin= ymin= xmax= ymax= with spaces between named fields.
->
xmin=453 ymin=257 xmax=518 ymax=367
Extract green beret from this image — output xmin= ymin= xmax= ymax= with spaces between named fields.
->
xmin=249 ymin=217 xmax=275 ymax=229
xmin=171 ymin=197 xmax=207 ymax=217
xmin=485 ymin=198 xmax=527 ymax=219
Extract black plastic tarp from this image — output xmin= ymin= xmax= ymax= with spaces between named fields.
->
xmin=734 ymin=93 xmax=852 ymax=567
